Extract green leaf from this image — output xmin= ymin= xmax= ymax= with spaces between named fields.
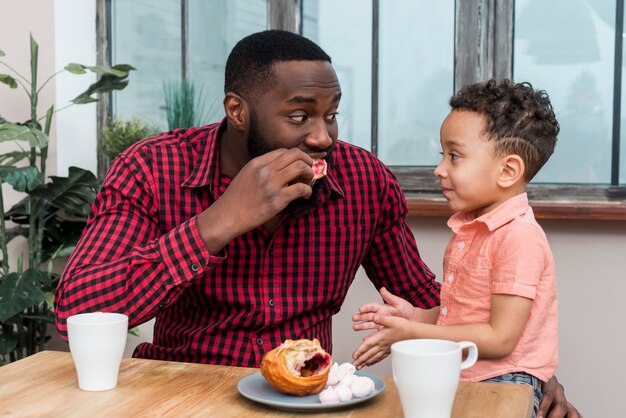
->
xmin=29 ymin=166 xmax=99 ymax=217
xmin=85 ymin=65 xmax=126 ymax=77
xmin=128 ymin=327 xmax=140 ymax=337
xmin=65 ymin=63 xmax=87 ymax=74
xmin=0 ymin=49 xmax=5 ymax=57
xmin=0 ymin=166 xmax=42 ymax=192
xmin=71 ymin=64 xmax=134 ymax=104
xmin=0 ymin=150 xmax=31 ymax=166
xmin=0 ymin=122 xmax=48 ymax=148
xmin=0 ymin=271 xmax=46 ymax=322
xmin=30 ymin=34 xmax=38 ymax=91
xmin=0 ymin=74 xmax=17 ymax=89
xmin=0 ymin=334 xmax=17 ymax=356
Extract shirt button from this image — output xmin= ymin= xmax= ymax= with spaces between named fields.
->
xmin=457 ymin=241 xmax=465 ymax=250
xmin=447 ymin=274 xmax=454 ymax=282
xmin=268 ymin=299 xmax=275 ymax=307
xmin=157 ymin=303 xmax=166 ymax=310
xmin=268 ymin=248 xmax=274 ymax=256
xmin=441 ymin=306 xmax=448 ymax=316
xmin=256 ymin=338 xmax=263 ymax=346
xmin=191 ymin=263 xmax=199 ymax=272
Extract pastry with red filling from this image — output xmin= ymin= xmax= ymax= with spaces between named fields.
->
xmin=312 ymin=158 xmax=327 ymax=181
xmin=260 ymin=339 xmax=332 ymax=396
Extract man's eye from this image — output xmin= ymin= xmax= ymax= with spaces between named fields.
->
xmin=325 ymin=112 xmax=338 ymax=122
xmin=289 ymin=115 xmax=307 ymax=123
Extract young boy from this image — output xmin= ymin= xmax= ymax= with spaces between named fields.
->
xmin=351 ymin=79 xmax=559 ymax=417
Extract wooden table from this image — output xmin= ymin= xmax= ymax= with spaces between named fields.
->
xmin=0 ymin=351 xmax=533 ymax=417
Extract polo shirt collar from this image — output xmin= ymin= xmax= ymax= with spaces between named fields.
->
xmin=448 ymin=193 xmax=530 ymax=233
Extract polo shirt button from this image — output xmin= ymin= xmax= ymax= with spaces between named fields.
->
xmin=457 ymin=241 xmax=465 ymax=250
xmin=256 ymin=338 xmax=263 ymax=346
xmin=268 ymin=299 xmax=275 ymax=307
xmin=191 ymin=263 xmax=199 ymax=272
xmin=447 ymin=274 xmax=454 ymax=282
xmin=441 ymin=306 xmax=448 ymax=316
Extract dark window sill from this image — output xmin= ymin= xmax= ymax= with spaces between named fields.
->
xmin=394 ymin=167 xmax=626 ymax=221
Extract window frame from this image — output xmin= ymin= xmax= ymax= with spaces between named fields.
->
xmin=97 ymin=0 xmax=626 ymax=220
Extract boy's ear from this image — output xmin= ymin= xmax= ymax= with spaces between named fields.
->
xmin=497 ymin=154 xmax=525 ymax=188
xmin=223 ymin=92 xmax=249 ymax=132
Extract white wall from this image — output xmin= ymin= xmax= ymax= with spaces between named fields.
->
xmin=3 ymin=2 xmax=625 ymax=417
xmin=54 ymin=0 xmax=98 ymax=176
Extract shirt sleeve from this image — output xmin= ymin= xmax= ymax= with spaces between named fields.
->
xmin=361 ymin=166 xmax=440 ymax=308
xmin=490 ymin=221 xmax=550 ymax=299
xmin=54 ymin=153 xmax=225 ymax=340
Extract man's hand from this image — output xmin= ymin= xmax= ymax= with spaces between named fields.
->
xmin=352 ymin=287 xmax=416 ymax=332
xmin=538 ymin=375 xmax=582 ymax=418
xmin=197 ymin=148 xmax=315 ymax=253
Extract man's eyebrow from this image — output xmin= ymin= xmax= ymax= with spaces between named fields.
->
xmin=286 ymin=92 xmax=342 ymax=104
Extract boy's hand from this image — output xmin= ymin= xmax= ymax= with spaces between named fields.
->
xmin=352 ymin=287 xmax=415 ymax=332
xmin=352 ymin=313 xmax=416 ymax=369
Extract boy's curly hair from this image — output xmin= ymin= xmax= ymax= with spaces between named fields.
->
xmin=450 ymin=79 xmax=559 ymax=181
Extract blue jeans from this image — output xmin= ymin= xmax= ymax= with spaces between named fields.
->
xmin=484 ymin=372 xmax=542 ymax=418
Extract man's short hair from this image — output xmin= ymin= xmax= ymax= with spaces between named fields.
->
xmin=450 ymin=79 xmax=560 ymax=182
xmin=224 ymin=30 xmax=332 ymax=101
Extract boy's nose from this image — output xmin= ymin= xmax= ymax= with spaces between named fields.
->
xmin=434 ymin=162 xmax=445 ymax=178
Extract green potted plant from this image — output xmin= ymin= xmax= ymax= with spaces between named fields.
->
xmin=162 ymin=79 xmax=215 ymax=130
xmin=0 ymin=35 xmax=134 ymax=365
xmin=101 ymin=116 xmax=159 ymax=161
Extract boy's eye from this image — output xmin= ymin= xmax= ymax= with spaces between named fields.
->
xmin=449 ymin=152 xmax=460 ymax=160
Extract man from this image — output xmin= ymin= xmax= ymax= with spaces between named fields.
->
xmin=55 ymin=30 xmax=578 ymax=417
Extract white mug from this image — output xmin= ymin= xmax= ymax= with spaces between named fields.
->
xmin=391 ymin=339 xmax=478 ymax=418
xmin=67 ymin=312 xmax=128 ymax=391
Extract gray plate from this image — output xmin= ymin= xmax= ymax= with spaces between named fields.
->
xmin=237 ymin=371 xmax=385 ymax=411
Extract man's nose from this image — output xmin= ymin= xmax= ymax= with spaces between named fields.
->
xmin=306 ymin=118 xmax=333 ymax=149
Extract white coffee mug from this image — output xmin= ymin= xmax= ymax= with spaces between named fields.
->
xmin=67 ymin=312 xmax=128 ymax=391
xmin=391 ymin=339 xmax=478 ymax=418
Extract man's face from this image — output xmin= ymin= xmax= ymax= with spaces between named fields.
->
xmin=245 ymin=60 xmax=341 ymax=162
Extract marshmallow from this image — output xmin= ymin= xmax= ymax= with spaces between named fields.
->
xmin=319 ymin=387 xmax=340 ymax=404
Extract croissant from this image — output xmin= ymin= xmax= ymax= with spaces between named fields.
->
xmin=260 ymin=339 xmax=332 ymax=396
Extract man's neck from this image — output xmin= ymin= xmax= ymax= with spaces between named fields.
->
xmin=219 ymin=124 xmax=249 ymax=178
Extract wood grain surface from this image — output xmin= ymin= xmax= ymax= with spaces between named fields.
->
xmin=0 ymin=351 xmax=533 ymax=417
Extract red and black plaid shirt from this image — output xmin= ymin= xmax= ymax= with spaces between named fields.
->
xmin=55 ymin=120 xmax=440 ymax=367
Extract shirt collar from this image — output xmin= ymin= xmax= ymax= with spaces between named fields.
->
xmin=448 ymin=192 xmax=530 ymax=233
xmin=180 ymin=117 xmax=344 ymax=198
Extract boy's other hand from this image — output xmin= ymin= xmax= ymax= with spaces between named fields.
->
xmin=352 ymin=287 xmax=415 ymax=331
xmin=351 ymin=314 xmax=414 ymax=369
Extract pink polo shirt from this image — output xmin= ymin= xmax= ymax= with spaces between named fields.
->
xmin=437 ymin=193 xmax=558 ymax=382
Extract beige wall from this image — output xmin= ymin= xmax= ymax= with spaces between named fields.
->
xmin=0 ymin=0 xmax=57 ymax=210
xmin=3 ymin=2 xmax=625 ymax=417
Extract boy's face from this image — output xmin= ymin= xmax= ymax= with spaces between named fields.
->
xmin=434 ymin=110 xmax=509 ymax=217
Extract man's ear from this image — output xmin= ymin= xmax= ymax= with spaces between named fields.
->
xmin=498 ymin=154 xmax=525 ymax=189
xmin=224 ymin=92 xmax=249 ymax=132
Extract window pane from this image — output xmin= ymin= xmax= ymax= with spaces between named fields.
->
xmin=514 ymin=0 xmax=616 ymax=183
xmin=622 ymin=0 xmax=626 ymax=185
xmin=188 ymin=0 xmax=267 ymax=123
xmin=378 ymin=0 xmax=454 ymax=166
xmin=111 ymin=0 xmax=267 ymax=130
xmin=302 ymin=0 xmax=373 ymax=151
xmin=111 ymin=0 xmax=182 ymax=128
